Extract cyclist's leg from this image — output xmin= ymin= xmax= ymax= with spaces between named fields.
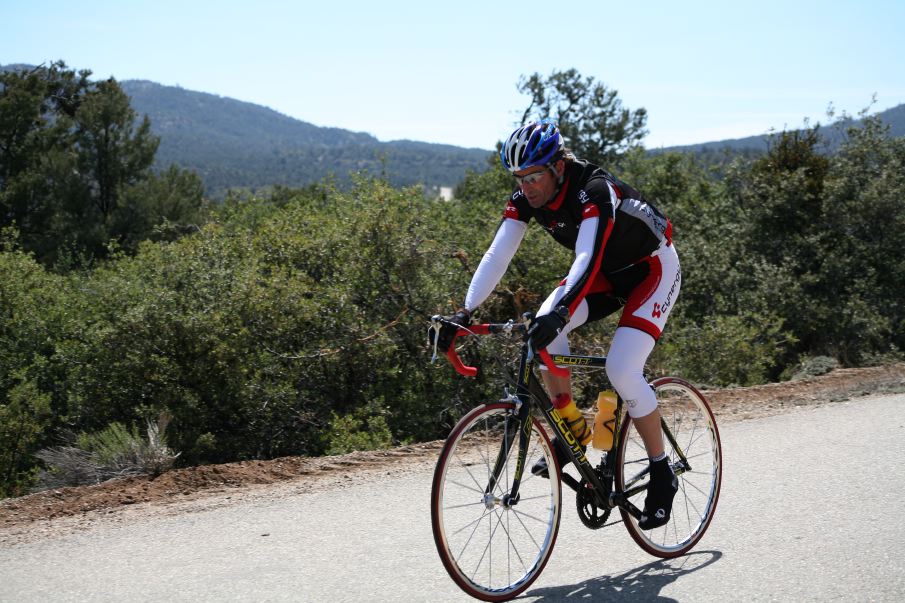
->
xmin=607 ymin=328 xmax=678 ymax=528
xmin=608 ymin=243 xmax=682 ymax=528
xmin=606 ymin=328 xmax=663 ymax=449
xmin=609 ymin=241 xmax=682 ymax=452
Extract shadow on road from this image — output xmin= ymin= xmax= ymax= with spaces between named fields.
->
xmin=523 ymin=550 xmax=722 ymax=602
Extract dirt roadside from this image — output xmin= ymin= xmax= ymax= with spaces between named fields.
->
xmin=2 ymin=363 xmax=903 ymax=540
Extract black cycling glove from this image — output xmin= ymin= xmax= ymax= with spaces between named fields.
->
xmin=527 ymin=306 xmax=569 ymax=351
xmin=433 ymin=309 xmax=471 ymax=353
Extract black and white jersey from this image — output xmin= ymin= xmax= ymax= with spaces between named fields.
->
xmin=465 ymin=159 xmax=672 ymax=316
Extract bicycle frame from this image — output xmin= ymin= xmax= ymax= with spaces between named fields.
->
xmin=434 ymin=318 xmax=691 ymax=521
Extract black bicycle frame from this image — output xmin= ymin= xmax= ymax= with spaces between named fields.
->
xmin=488 ymin=345 xmax=617 ymax=511
xmin=482 ymin=342 xmax=698 ymax=522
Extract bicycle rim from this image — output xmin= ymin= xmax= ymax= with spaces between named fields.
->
xmin=431 ymin=403 xmax=562 ymax=602
xmin=616 ymin=377 xmax=722 ymax=558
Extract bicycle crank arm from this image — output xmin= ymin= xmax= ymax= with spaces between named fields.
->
xmin=561 ymin=473 xmax=580 ymax=492
xmin=609 ymin=492 xmax=644 ymax=520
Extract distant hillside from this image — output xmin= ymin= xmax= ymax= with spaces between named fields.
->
xmin=120 ymin=80 xmax=492 ymax=197
xmin=5 ymin=64 xmax=903 ymax=195
xmin=653 ymin=103 xmax=905 ymax=155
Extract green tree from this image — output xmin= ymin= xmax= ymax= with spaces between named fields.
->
xmin=0 ymin=62 xmax=202 ymax=267
xmin=517 ymin=68 xmax=647 ymax=166
xmin=0 ymin=63 xmax=91 ymax=257
xmin=73 ymin=78 xmax=159 ymax=225
xmin=112 ymin=164 xmax=207 ymax=252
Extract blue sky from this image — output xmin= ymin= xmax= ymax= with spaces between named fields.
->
xmin=3 ymin=0 xmax=903 ymax=150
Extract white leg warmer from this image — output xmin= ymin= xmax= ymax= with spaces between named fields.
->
xmin=606 ymin=327 xmax=658 ymax=418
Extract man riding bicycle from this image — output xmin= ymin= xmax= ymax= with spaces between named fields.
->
xmin=436 ymin=119 xmax=680 ymax=529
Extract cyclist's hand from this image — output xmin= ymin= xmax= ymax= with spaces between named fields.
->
xmin=431 ymin=309 xmax=471 ymax=352
xmin=527 ymin=306 xmax=569 ymax=351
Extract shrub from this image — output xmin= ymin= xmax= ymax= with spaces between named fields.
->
xmin=34 ymin=414 xmax=178 ymax=490
xmin=789 ymin=356 xmax=839 ymax=380
xmin=324 ymin=411 xmax=395 ymax=455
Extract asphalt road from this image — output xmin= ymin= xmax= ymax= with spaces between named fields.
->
xmin=2 ymin=393 xmax=904 ymax=602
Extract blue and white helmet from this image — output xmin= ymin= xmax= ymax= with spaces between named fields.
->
xmin=500 ymin=119 xmax=564 ymax=173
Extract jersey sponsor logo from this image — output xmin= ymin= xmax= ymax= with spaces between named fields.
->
xmin=545 ymin=220 xmax=566 ymax=232
xmin=652 ymin=269 xmax=681 ymax=319
xmin=578 ymin=189 xmax=590 ymax=204
xmin=620 ymin=198 xmax=669 ymax=239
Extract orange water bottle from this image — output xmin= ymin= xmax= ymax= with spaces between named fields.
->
xmin=592 ymin=390 xmax=617 ymax=450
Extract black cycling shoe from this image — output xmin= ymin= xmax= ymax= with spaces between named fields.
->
xmin=531 ymin=441 xmax=582 ymax=479
xmin=638 ymin=458 xmax=679 ymax=530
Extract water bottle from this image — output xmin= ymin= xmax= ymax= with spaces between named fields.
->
xmin=592 ymin=390 xmax=617 ymax=450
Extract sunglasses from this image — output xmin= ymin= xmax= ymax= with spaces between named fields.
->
xmin=513 ymin=170 xmax=547 ymax=186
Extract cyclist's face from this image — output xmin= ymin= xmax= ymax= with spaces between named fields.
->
xmin=514 ymin=161 xmax=562 ymax=208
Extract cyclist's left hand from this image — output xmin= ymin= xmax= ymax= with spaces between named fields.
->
xmin=431 ymin=309 xmax=471 ymax=352
xmin=527 ymin=306 xmax=569 ymax=351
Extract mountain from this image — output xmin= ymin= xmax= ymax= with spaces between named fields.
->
xmin=652 ymin=103 xmax=905 ymax=155
xmin=5 ymin=64 xmax=903 ymax=195
xmin=119 ymin=80 xmax=493 ymax=197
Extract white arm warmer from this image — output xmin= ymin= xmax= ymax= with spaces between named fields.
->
xmin=464 ymin=219 xmax=528 ymax=311
xmin=561 ymin=216 xmax=599 ymax=299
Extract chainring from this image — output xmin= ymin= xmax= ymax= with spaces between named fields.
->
xmin=576 ymin=478 xmax=611 ymax=529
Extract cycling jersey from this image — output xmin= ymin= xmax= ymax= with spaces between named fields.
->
xmin=465 ymin=159 xmax=673 ymax=323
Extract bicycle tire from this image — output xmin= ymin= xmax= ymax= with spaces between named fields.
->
xmin=615 ymin=377 xmax=722 ymax=558
xmin=431 ymin=402 xmax=562 ymax=602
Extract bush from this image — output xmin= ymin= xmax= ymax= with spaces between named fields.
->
xmin=325 ymin=411 xmax=395 ymax=455
xmin=788 ymin=356 xmax=839 ymax=380
xmin=655 ymin=313 xmax=793 ymax=388
xmin=34 ymin=414 xmax=178 ymax=490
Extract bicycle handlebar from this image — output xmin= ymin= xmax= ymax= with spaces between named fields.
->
xmin=433 ymin=318 xmax=569 ymax=378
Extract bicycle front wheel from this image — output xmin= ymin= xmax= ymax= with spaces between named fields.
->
xmin=431 ymin=402 xmax=562 ymax=602
xmin=615 ymin=377 xmax=722 ymax=558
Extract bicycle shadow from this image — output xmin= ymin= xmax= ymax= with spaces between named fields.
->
xmin=522 ymin=550 xmax=722 ymax=602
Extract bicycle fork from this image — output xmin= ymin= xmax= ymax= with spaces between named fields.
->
xmin=482 ymin=395 xmax=532 ymax=509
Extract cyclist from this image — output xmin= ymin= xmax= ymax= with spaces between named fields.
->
xmin=435 ymin=119 xmax=680 ymax=529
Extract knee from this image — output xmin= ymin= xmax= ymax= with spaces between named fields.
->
xmin=605 ymin=354 xmax=639 ymax=393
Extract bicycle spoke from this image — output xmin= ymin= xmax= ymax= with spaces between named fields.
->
xmin=453 ymin=509 xmax=491 ymax=565
xmin=443 ymin=498 xmax=487 ymax=511
xmin=496 ymin=509 xmax=532 ymax=573
xmin=510 ymin=509 xmax=545 ymax=554
xmin=446 ymin=476 xmax=485 ymax=497
xmin=450 ymin=507 xmax=494 ymax=539
xmin=510 ymin=506 xmax=555 ymax=527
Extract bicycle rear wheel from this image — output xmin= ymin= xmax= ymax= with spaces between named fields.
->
xmin=615 ymin=377 xmax=722 ymax=558
xmin=431 ymin=402 xmax=562 ymax=602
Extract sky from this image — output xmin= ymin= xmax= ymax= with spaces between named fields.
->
xmin=3 ymin=0 xmax=904 ymax=150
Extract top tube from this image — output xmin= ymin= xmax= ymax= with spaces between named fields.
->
xmin=431 ymin=317 xmax=605 ymax=378
xmin=549 ymin=354 xmax=608 ymax=368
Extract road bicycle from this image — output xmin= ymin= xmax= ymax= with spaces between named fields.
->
xmin=428 ymin=316 xmax=722 ymax=602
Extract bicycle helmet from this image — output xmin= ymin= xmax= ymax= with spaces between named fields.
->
xmin=500 ymin=119 xmax=564 ymax=173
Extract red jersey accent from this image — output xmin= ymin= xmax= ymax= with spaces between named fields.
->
xmin=503 ymin=201 xmax=520 ymax=220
